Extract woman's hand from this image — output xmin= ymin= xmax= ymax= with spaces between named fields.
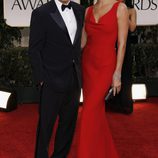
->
xmin=112 ymin=71 xmax=121 ymax=96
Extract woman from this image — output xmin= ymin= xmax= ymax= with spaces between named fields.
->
xmin=77 ymin=0 xmax=129 ymax=157
xmin=110 ymin=0 xmax=137 ymax=114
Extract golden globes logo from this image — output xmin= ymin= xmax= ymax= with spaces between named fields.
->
xmin=11 ymin=0 xmax=50 ymax=10
xmin=134 ymin=0 xmax=158 ymax=10
xmin=4 ymin=0 xmax=50 ymax=26
xmin=3 ymin=0 xmax=158 ymax=26
xmin=133 ymin=0 xmax=158 ymax=25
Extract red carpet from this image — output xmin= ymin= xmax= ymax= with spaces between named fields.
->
xmin=0 ymin=98 xmax=158 ymax=158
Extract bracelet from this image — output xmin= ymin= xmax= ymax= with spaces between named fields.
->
xmin=113 ymin=72 xmax=121 ymax=80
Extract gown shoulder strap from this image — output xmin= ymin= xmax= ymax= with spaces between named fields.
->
xmin=113 ymin=1 xmax=122 ymax=8
xmin=85 ymin=6 xmax=93 ymax=20
xmin=112 ymin=1 xmax=122 ymax=14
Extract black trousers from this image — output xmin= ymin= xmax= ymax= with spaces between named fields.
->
xmin=35 ymin=69 xmax=80 ymax=158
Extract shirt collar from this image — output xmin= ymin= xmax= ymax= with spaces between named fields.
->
xmin=54 ymin=0 xmax=71 ymax=11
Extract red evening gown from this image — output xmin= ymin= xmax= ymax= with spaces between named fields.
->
xmin=77 ymin=2 xmax=120 ymax=158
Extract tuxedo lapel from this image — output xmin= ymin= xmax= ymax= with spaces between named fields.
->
xmin=50 ymin=0 xmax=71 ymax=45
xmin=49 ymin=0 xmax=82 ymax=46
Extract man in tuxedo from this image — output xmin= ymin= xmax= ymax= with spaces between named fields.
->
xmin=28 ymin=0 xmax=85 ymax=157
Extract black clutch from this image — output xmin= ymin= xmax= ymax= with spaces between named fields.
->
xmin=105 ymin=88 xmax=113 ymax=101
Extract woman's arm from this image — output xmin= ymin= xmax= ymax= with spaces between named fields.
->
xmin=81 ymin=8 xmax=88 ymax=49
xmin=128 ymin=8 xmax=137 ymax=32
xmin=112 ymin=2 xmax=129 ymax=96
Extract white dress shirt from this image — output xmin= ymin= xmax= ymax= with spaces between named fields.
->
xmin=54 ymin=0 xmax=77 ymax=44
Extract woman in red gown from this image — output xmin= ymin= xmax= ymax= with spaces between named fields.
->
xmin=77 ymin=0 xmax=129 ymax=157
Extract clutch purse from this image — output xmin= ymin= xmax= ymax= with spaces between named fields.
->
xmin=105 ymin=88 xmax=114 ymax=101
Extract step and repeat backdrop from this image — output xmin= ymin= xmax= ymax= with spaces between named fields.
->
xmin=3 ymin=0 xmax=158 ymax=27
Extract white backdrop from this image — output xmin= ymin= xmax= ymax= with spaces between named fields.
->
xmin=134 ymin=0 xmax=158 ymax=25
xmin=3 ymin=0 xmax=158 ymax=27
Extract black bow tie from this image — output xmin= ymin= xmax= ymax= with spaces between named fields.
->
xmin=61 ymin=3 xmax=72 ymax=11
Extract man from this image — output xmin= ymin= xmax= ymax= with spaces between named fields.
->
xmin=28 ymin=0 xmax=85 ymax=157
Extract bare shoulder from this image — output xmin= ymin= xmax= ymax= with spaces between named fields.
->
xmin=118 ymin=2 xmax=128 ymax=11
xmin=117 ymin=2 xmax=128 ymax=17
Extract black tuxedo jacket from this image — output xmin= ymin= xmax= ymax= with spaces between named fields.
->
xmin=28 ymin=0 xmax=85 ymax=92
